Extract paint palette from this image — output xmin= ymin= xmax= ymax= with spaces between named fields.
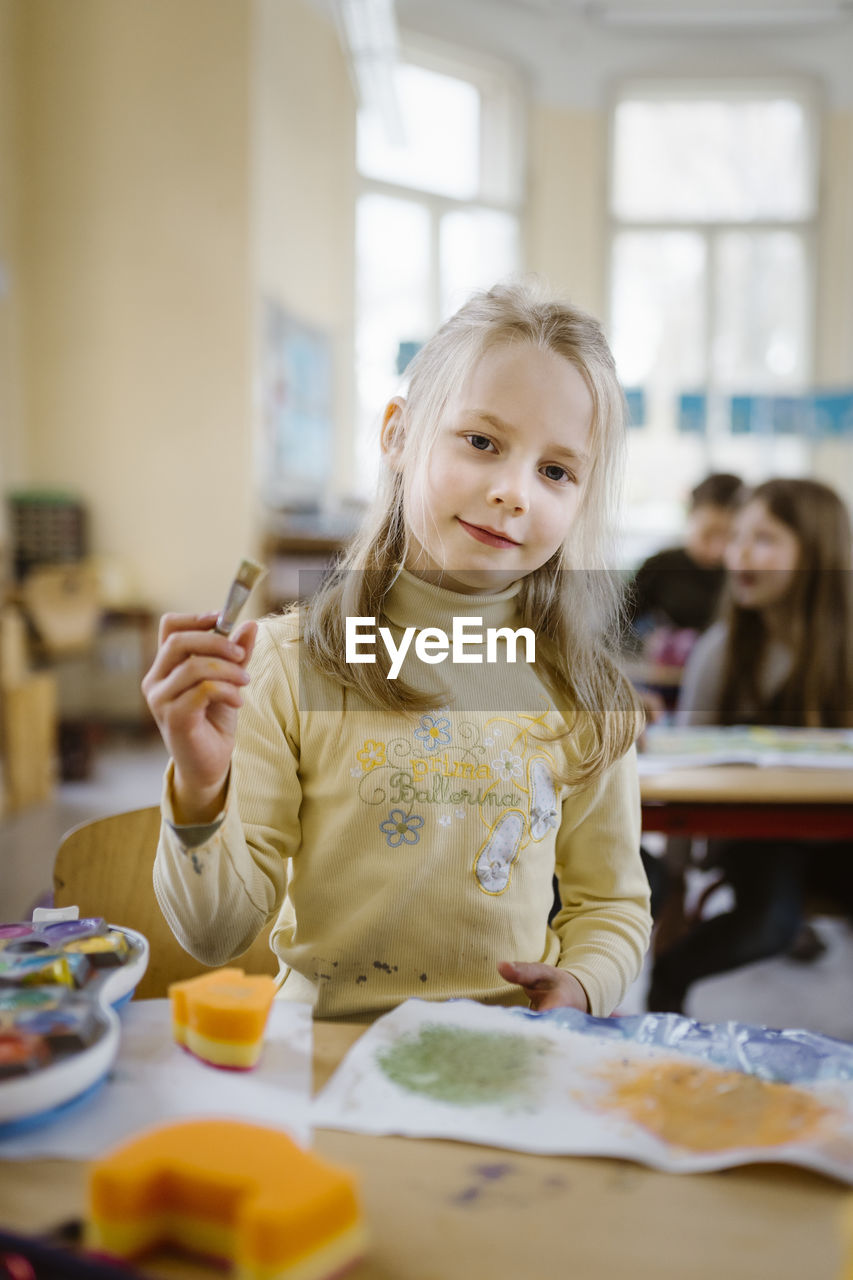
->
xmin=0 ymin=912 xmax=149 ymax=1135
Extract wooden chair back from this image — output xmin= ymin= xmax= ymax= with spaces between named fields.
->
xmin=53 ymin=805 xmax=277 ymax=999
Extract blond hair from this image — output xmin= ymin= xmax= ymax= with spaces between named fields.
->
xmin=301 ymin=280 xmax=642 ymax=783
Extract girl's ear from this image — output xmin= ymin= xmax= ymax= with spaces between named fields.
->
xmin=380 ymin=397 xmax=407 ymax=472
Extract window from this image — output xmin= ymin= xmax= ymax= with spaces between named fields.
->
xmin=352 ymin=40 xmax=525 ymax=497
xmin=608 ymin=82 xmax=819 ymax=542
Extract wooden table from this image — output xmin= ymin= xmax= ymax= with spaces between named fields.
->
xmin=1 ymin=1022 xmax=849 ymax=1280
xmin=641 ymin=765 xmax=853 ymax=840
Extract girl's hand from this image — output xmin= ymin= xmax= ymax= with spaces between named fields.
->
xmin=497 ymin=960 xmax=590 ymax=1012
xmin=141 ymin=611 xmax=258 ymax=823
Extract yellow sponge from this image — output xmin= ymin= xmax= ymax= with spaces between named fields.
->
xmin=169 ymin=969 xmax=277 ymax=1069
xmin=87 ymin=1118 xmax=367 ymax=1280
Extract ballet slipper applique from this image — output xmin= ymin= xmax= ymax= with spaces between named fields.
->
xmin=474 ymin=810 xmax=525 ymax=894
xmin=528 ymin=757 xmax=559 ymax=841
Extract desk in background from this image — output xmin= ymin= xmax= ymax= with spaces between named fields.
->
xmin=0 ymin=1021 xmax=847 ymax=1280
xmin=641 ymin=765 xmax=853 ymax=840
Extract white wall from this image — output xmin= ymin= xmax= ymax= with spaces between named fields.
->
xmin=3 ymin=0 xmax=356 ymax=613
xmin=15 ymin=0 xmax=253 ymax=611
xmin=0 ymin=0 xmax=26 ymax=517
xmin=251 ymin=0 xmax=356 ymax=509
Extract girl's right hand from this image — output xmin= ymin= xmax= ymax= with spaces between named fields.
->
xmin=141 ymin=612 xmax=258 ymax=824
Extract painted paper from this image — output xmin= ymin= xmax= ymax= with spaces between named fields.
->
xmin=313 ymin=998 xmax=853 ymax=1181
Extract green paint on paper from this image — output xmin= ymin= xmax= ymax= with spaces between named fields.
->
xmin=377 ymin=1024 xmax=551 ymax=1106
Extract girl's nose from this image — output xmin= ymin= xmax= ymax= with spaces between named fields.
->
xmin=487 ymin=466 xmax=529 ymax=514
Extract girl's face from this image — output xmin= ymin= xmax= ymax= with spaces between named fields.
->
xmin=390 ymin=342 xmax=593 ymax=594
xmin=724 ymin=498 xmax=801 ymax=611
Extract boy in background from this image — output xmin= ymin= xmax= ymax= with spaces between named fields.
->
xmin=629 ymin=472 xmax=744 ymax=641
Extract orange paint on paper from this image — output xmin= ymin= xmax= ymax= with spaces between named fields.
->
xmin=596 ymin=1059 xmax=833 ymax=1152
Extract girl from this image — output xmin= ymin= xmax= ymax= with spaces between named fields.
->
xmin=143 ymin=281 xmax=652 ymax=1022
xmin=648 ymin=477 xmax=853 ymax=1014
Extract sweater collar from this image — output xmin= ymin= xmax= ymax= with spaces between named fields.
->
xmin=383 ymin=568 xmax=523 ymax=632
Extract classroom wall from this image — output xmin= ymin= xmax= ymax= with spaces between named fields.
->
xmin=251 ymin=0 xmax=356 ymax=504
xmin=0 ymin=0 xmax=26 ymax=505
xmin=812 ymin=109 xmax=853 ymax=505
xmin=15 ymin=0 xmax=252 ymax=611
xmin=525 ymin=106 xmax=607 ymax=319
xmin=3 ymin=0 xmax=852 ymax=608
xmin=2 ymin=0 xmax=355 ymax=613
xmin=816 ymin=110 xmax=853 ymax=387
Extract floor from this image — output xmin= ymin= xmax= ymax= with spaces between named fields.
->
xmin=3 ymin=732 xmax=852 ymax=1042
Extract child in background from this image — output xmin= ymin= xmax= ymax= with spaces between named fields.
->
xmin=142 ymin=281 xmax=652 ymax=1022
xmin=648 ymin=477 xmax=853 ymax=1014
xmin=629 ymin=471 xmax=744 ymax=645
xmin=627 ymin=474 xmax=743 ymax=916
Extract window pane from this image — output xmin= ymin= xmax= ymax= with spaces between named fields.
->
xmin=612 ymin=96 xmax=813 ymax=222
xmin=610 ymin=231 xmax=707 ymax=388
xmin=714 ymin=231 xmax=809 ymax=389
xmin=355 ymin=194 xmax=432 ymax=494
xmin=439 ymin=208 xmax=520 ymax=318
xmin=357 ymin=63 xmax=480 ymax=199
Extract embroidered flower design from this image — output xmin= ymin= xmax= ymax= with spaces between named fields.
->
xmin=350 ymin=766 xmax=364 ymax=779
xmin=454 ymin=807 xmax=466 ymax=820
xmin=484 ymin=736 xmax=494 ymax=747
xmin=379 ymin=809 xmax=425 ymax=847
xmin=357 ymin=739 xmax=386 ymax=772
xmin=490 ymin=749 xmax=523 ymax=782
xmin=414 ymin=714 xmax=452 ymax=752
xmin=438 ymin=814 xmax=452 ymax=827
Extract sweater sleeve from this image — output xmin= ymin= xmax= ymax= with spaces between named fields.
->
xmin=152 ymin=620 xmax=302 ymax=967
xmin=551 ymin=745 xmax=652 ymax=1017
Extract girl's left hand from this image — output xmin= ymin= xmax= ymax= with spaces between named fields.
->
xmin=497 ymin=961 xmax=590 ymax=1012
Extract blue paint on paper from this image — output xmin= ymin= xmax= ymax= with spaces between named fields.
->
xmin=511 ymin=1006 xmax=853 ymax=1086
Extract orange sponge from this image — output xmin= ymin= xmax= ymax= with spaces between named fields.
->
xmin=168 ymin=969 xmax=278 ymax=1069
xmin=86 ymin=1118 xmax=367 ymax=1280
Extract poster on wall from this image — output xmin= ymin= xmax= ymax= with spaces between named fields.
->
xmin=729 ymin=391 xmax=853 ymax=438
xmin=809 ymin=391 xmax=853 ymax=437
xmin=259 ymin=299 xmax=334 ymax=512
xmin=677 ymin=392 xmax=707 ymax=435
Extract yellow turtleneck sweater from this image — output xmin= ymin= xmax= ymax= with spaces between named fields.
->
xmin=153 ymin=571 xmax=651 ymax=1019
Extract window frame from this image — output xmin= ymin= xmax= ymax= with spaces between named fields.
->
xmin=606 ymin=76 xmax=822 ymax=412
xmin=350 ymin=33 xmax=527 ymax=498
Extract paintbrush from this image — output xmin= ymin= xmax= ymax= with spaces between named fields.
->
xmin=214 ymin=557 xmax=267 ymax=636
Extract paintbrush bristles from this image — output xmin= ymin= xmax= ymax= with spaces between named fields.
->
xmin=214 ymin=557 xmax=268 ymax=635
xmin=233 ymin=557 xmax=267 ymax=590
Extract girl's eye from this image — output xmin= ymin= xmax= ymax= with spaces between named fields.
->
xmin=542 ymin=463 xmax=571 ymax=484
xmin=466 ymin=434 xmax=495 ymax=452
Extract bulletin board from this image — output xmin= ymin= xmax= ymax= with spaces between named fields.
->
xmin=259 ymin=299 xmax=334 ymax=512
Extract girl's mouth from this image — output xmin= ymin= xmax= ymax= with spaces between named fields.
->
xmin=457 ymin=519 xmax=521 ymax=549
